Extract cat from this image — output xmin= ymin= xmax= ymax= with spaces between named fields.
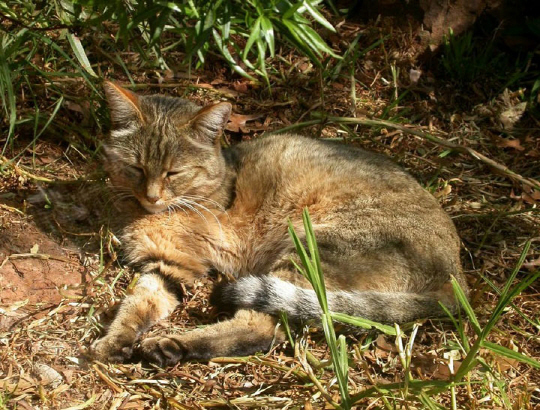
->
xmin=91 ymin=81 xmax=468 ymax=366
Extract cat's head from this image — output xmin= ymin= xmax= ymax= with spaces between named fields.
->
xmin=102 ymin=81 xmax=232 ymax=213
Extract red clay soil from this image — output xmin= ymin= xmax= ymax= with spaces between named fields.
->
xmin=0 ymin=211 xmax=87 ymax=320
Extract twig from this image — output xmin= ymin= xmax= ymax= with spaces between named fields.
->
xmin=296 ymin=342 xmax=342 ymax=409
xmin=310 ymin=114 xmax=540 ymax=191
xmin=1 ymin=156 xmax=53 ymax=182
xmin=0 ymin=253 xmax=71 ymax=270
xmin=0 ymin=204 xmax=25 ymax=216
xmin=452 ymin=207 xmax=540 ymax=219
xmin=91 ymin=364 xmax=123 ymax=394
xmin=210 ymin=356 xmax=310 ymax=382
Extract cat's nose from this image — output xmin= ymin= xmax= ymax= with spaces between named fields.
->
xmin=146 ymin=195 xmax=160 ymax=204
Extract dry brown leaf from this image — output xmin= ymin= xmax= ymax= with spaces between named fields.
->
xmin=232 ymin=81 xmax=249 ymax=93
xmin=432 ymin=361 xmax=462 ymax=380
xmin=34 ymin=363 xmax=62 ymax=387
xmin=372 ymin=334 xmax=397 ymax=359
xmin=434 ymin=184 xmax=452 ymax=198
xmin=1 ymin=374 xmax=37 ymax=394
xmin=195 ymin=82 xmax=214 ymax=89
xmin=493 ymin=355 xmax=519 ymax=372
xmin=16 ymin=401 xmax=34 ymax=410
xmin=410 ymin=353 xmax=438 ymax=376
xmin=510 ymin=188 xmax=540 ymax=204
xmin=376 ymin=334 xmax=396 ymax=352
xmin=226 ymin=113 xmax=266 ymax=133
xmin=496 ymin=137 xmax=525 ymax=151
xmin=523 ymin=257 xmax=540 ymax=270
xmin=522 ymin=189 xmax=540 ymax=204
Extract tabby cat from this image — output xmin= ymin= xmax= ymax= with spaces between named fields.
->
xmin=91 ymin=81 xmax=467 ymax=366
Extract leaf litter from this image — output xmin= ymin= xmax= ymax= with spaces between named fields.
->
xmin=0 ymin=10 xmax=539 ymax=410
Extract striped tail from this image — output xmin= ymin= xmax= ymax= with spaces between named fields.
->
xmin=211 ymin=276 xmax=456 ymax=324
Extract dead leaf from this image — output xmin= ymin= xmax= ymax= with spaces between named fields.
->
xmin=64 ymin=100 xmax=84 ymax=114
xmin=232 ymin=81 xmax=249 ymax=93
xmin=410 ymin=353 xmax=438 ymax=376
xmin=16 ymin=401 xmax=34 ymax=410
xmin=60 ymin=369 xmax=74 ymax=384
xmin=525 ymin=149 xmax=540 ymax=158
xmin=523 ymin=257 xmax=540 ymax=270
xmin=216 ymin=87 xmax=239 ymax=98
xmin=226 ymin=113 xmax=266 ymax=133
xmin=512 ymin=186 xmax=540 ymax=204
xmin=372 ymin=334 xmax=397 ymax=359
xmin=409 ymin=69 xmax=422 ymax=84
xmin=499 ymin=102 xmax=527 ymax=130
xmin=522 ymin=189 xmax=540 ymax=204
xmin=1 ymin=374 xmax=37 ymax=394
xmin=434 ymin=184 xmax=452 ymax=198
xmin=196 ymin=82 xmax=213 ymax=89
xmin=495 ymin=137 xmax=525 ymax=151
xmin=432 ymin=361 xmax=462 ymax=379
xmin=34 ymin=363 xmax=62 ymax=387
xmin=493 ymin=355 xmax=519 ymax=372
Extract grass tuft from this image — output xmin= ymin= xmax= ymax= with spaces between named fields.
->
xmin=288 ymin=208 xmax=540 ymax=409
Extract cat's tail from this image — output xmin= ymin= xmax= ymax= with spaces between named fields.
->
xmin=211 ymin=276 xmax=458 ymax=324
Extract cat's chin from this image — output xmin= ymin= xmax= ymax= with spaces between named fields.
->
xmin=139 ymin=200 xmax=168 ymax=214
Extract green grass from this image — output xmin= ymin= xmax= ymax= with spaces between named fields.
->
xmin=1 ymin=3 xmax=539 ymax=407
xmin=0 ymin=0 xmax=341 ymax=157
xmin=440 ymin=29 xmax=499 ymax=85
xmin=439 ymin=27 xmax=540 ymax=104
xmin=0 ymin=392 xmax=9 ymax=410
xmin=288 ymin=208 xmax=540 ymax=409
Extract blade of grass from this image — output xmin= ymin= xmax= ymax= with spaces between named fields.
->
xmin=450 ymin=276 xmax=481 ymax=335
xmin=453 ymin=242 xmax=537 ymax=382
xmin=289 ymin=209 xmax=351 ymax=409
xmin=66 ymin=32 xmax=98 ymax=77
xmin=303 ymin=0 xmax=335 ymax=32
xmin=331 ymin=312 xmax=396 ymax=335
xmin=439 ymin=302 xmax=470 ymax=352
xmin=481 ymin=341 xmax=540 ymax=369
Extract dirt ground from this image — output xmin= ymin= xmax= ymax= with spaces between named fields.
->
xmin=1 ymin=13 xmax=540 ymax=410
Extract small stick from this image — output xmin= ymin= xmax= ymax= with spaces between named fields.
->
xmin=310 ymin=114 xmax=540 ymax=192
xmin=1 ymin=156 xmax=53 ymax=182
xmin=0 ymin=253 xmax=71 ymax=269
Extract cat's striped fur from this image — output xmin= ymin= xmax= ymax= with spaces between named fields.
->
xmin=91 ymin=81 xmax=467 ymax=367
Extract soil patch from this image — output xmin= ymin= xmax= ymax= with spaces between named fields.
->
xmin=0 ymin=210 xmax=88 ymax=316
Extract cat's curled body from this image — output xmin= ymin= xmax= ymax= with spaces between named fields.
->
xmin=92 ymin=82 xmax=467 ymax=366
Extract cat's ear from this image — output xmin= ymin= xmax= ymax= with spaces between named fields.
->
xmin=190 ymin=102 xmax=232 ymax=144
xmin=103 ymin=81 xmax=145 ymax=130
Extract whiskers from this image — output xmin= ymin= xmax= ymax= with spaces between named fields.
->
xmin=106 ymin=188 xmax=137 ymax=208
xmin=167 ymin=195 xmax=226 ymax=239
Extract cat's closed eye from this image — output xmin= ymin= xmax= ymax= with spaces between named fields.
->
xmin=166 ymin=171 xmax=181 ymax=178
xmin=127 ymin=165 xmax=144 ymax=176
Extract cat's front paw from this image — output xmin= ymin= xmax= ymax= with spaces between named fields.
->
xmin=91 ymin=335 xmax=134 ymax=363
xmin=139 ymin=335 xmax=185 ymax=367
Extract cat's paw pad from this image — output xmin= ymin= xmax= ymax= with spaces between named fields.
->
xmin=91 ymin=335 xmax=134 ymax=363
xmin=139 ymin=336 xmax=185 ymax=367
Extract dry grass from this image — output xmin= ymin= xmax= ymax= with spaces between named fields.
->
xmin=1 ymin=12 xmax=539 ymax=410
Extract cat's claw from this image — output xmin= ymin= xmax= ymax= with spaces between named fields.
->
xmin=91 ymin=335 xmax=134 ymax=363
xmin=139 ymin=336 xmax=185 ymax=367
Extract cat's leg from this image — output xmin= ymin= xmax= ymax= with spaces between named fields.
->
xmin=139 ymin=309 xmax=284 ymax=367
xmin=91 ymin=212 xmax=230 ymax=362
xmin=91 ymin=274 xmax=180 ymax=362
